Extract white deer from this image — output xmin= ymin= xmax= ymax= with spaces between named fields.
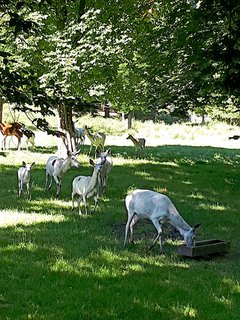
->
xmin=45 ymin=150 xmax=81 ymax=197
xmin=18 ymin=161 xmax=35 ymax=199
xmin=124 ymin=189 xmax=200 ymax=253
xmin=96 ymin=148 xmax=113 ymax=195
xmin=126 ymin=134 xmax=146 ymax=148
xmin=75 ymin=127 xmax=85 ymax=145
xmin=84 ymin=125 xmax=106 ymax=157
xmin=71 ymin=157 xmax=107 ymax=215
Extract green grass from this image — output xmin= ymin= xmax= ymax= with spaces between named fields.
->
xmin=0 ymin=118 xmax=240 ymax=320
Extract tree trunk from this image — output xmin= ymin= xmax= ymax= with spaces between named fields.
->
xmin=0 ymin=96 xmax=3 ymax=123
xmin=56 ymin=0 xmax=68 ymax=30
xmin=57 ymin=104 xmax=76 ymax=154
xmin=128 ymin=111 xmax=133 ymax=129
xmin=78 ymin=0 xmax=86 ymax=21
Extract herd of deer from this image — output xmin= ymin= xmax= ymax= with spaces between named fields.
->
xmin=4 ymin=121 xmax=200 ymax=253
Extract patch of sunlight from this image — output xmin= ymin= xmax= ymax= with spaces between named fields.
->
xmin=182 ymin=180 xmax=192 ymax=185
xmin=30 ymin=199 xmax=72 ymax=208
xmin=223 ymin=278 xmax=240 ymax=294
xmin=159 ymin=161 xmax=179 ymax=167
xmin=213 ymin=294 xmax=232 ymax=307
xmin=135 ymin=171 xmax=155 ymax=180
xmin=142 ymin=300 xmax=163 ymax=312
xmin=172 ymin=304 xmax=198 ymax=318
xmin=0 ymin=242 xmax=38 ymax=254
xmin=51 ymin=258 xmax=79 ymax=273
xmin=199 ymin=203 xmax=226 ymax=211
xmin=189 ymin=192 xmax=204 ymax=200
xmin=0 ymin=209 xmax=66 ymax=228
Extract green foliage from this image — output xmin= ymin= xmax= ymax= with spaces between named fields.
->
xmin=1 ymin=0 xmax=240 ymax=124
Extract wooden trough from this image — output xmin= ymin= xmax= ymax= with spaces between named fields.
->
xmin=177 ymin=239 xmax=230 ymax=258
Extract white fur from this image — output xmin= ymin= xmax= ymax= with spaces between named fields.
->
xmin=45 ymin=150 xmax=80 ymax=197
xmin=72 ymin=158 xmax=106 ymax=215
xmin=96 ymin=149 xmax=113 ymax=195
xmin=124 ymin=189 xmax=200 ymax=253
xmin=75 ymin=127 xmax=85 ymax=145
xmin=18 ymin=161 xmax=35 ymax=199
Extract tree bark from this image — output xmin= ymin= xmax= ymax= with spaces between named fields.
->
xmin=0 ymin=96 xmax=3 ymax=123
xmin=128 ymin=111 xmax=133 ymax=129
xmin=78 ymin=0 xmax=86 ymax=21
xmin=57 ymin=104 xmax=76 ymax=154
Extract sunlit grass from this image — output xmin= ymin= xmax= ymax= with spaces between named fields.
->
xmin=0 ymin=209 xmax=66 ymax=227
xmin=0 ymin=118 xmax=240 ymax=319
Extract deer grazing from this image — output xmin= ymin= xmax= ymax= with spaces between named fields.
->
xmin=18 ymin=161 xmax=35 ymax=199
xmin=126 ymin=134 xmax=146 ymax=148
xmin=124 ymin=189 xmax=201 ymax=253
xmin=71 ymin=156 xmax=107 ymax=215
xmin=84 ymin=125 xmax=106 ymax=157
xmin=45 ymin=150 xmax=81 ymax=197
xmin=96 ymin=149 xmax=113 ymax=195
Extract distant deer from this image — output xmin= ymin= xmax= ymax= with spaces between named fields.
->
xmin=75 ymin=127 xmax=85 ymax=145
xmin=45 ymin=150 xmax=81 ymax=197
xmin=84 ymin=125 xmax=106 ymax=157
xmin=0 ymin=122 xmax=22 ymax=150
xmin=0 ymin=122 xmax=35 ymax=150
xmin=126 ymin=134 xmax=146 ymax=148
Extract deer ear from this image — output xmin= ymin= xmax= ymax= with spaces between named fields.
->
xmin=73 ymin=149 xmax=81 ymax=155
xmin=96 ymin=149 xmax=101 ymax=157
xmin=193 ymin=223 xmax=201 ymax=231
xmin=89 ymin=159 xmax=95 ymax=166
xmin=22 ymin=161 xmax=26 ymax=167
xmin=106 ymin=148 xmax=111 ymax=155
xmin=67 ymin=150 xmax=72 ymax=157
xmin=31 ymin=162 xmax=35 ymax=167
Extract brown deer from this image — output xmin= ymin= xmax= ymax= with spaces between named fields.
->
xmin=0 ymin=122 xmax=23 ymax=150
xmin=84 ymin=125 xmax=106 ymax=157
xmin=126 ymin=134 xmax=146 ymax=148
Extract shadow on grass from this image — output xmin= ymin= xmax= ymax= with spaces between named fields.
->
xmin=0 ymin=144 xmax=240 ymax=318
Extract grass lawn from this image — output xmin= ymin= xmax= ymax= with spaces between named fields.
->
xmin=0 ymin=117 xmax=240 ymax=320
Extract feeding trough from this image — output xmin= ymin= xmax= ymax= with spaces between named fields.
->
xmin=178 ymin=239 xmax=230 ymax=258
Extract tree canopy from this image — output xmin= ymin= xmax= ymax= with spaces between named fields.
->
xmin=1 ymin=0 xmax=240 ymax=125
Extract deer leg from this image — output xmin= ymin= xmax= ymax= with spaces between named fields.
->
xmin=89 ymin=144 xmax=93 ymax=156
xmin=149 ymin=218 xmax=163 ymax=253
xmin=17 ymin=137 xmax=21 ymax=150
xmin=3 ymin=136 xmax=7 ymax=150
xmin=18 ymin=180 xmax=22 ymax=197
xmin=45 ymin=173 xmax=51 ymax=190
xmin=124 ymin=213 xmax=138 ymax=246
xmin=77 ymin=196 xmax=83 ymax=215
xmin=82 ymin=195 xmax=88 ymax=215
xmin=71 ymin=191 xmax=75 ymax=210
xmin=26 ymin=182 xmax=31 ymax=200
xmin=53 ymin=175 xmax=61 ymax=197
xmin=91 ymin=194 xmax=98 ymax=214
